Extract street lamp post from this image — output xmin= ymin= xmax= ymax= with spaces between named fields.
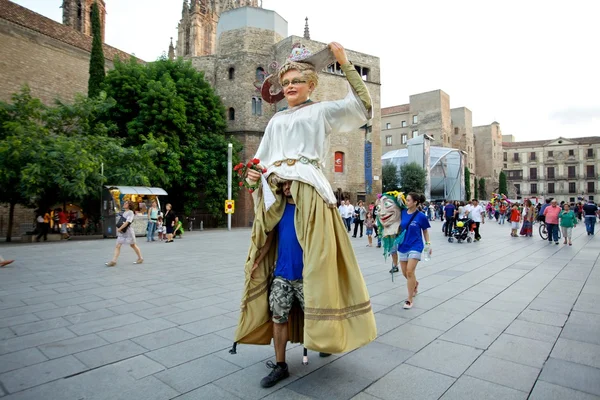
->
xmin=227 ymin=143 xmax=232 ymax=231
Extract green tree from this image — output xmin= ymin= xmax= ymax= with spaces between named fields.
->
xmin=382 ymin=163 xmax=399 ymax=192
xmin=478 ymin=178 xmax=487 ymax=201
xmin=102 ymin=57 xmax=241 ymax=217
xmin=399 ymin=162 xmax=426 ymax=194
xmin=0 ymin=86 xmax=45 ymax=241
xmin=0 ymin=87 xmax=166 ymax=241
xmin=465 ymin=167 xmax=471 ymax=201
xmin=88 ymin=1 xmax=105 ymax=97
xmin=499 ymin=171 xmax=508 ymax=196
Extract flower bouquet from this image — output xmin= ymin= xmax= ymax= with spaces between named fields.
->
xmin=234 ymin=158 xmax=266 ymax=193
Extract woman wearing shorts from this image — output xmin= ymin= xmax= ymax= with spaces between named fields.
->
xmin=397 ymin=192 xmax=431 ymax=309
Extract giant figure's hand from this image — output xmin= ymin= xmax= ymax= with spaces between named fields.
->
xmin=328 ymin=42 xmax=349 ymax=66
xmin=247 ymin=168 xmax=262 ymax=184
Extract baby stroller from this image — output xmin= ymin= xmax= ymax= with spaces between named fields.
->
xmin=448 ymin=218 xmax=475 ymax=243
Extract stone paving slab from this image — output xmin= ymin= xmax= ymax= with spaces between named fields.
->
xmin=0 ymin=220 xmax=599 ymax=399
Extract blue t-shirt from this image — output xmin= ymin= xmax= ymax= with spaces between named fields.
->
xmin=274 ymin=203 xmax=303 ymax=280
xmin=444 ymin=204 xmax=456 ymax=218
xmin=398 ymin=209 xmax=431 ymax=253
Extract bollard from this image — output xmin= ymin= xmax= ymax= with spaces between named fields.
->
xmin=200 ymin=221 xmax=204 ymax=231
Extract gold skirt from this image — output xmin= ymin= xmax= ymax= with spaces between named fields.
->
xmin=234 ymin=178 xmax=377 ymax=353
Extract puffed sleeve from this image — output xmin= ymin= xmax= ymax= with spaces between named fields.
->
xmin=321 ymin=64 xmax=372 ymax=134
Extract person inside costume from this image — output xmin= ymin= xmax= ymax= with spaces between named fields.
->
xmin=234 ymin=42 xmax=377 ymax=389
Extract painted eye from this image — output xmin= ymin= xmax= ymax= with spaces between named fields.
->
xmin=384 ymin=200 xmax=393 ymax=208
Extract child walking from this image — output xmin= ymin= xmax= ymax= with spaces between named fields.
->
xmin=365 ymin=212 xmax=375 ymax=247
xmin=510 ymin=204 xmax=521 ymax=237
xmin=559 ymin=204 xmax=577 ymax=245
xmin=156 ymin=216 xmax=165 ymax=241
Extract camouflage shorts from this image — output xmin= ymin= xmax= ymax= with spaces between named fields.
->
xmin=269 ymin=276 xmax=304 ymax=324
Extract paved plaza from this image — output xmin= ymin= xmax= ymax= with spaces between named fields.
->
xmin=0 ymin=219 xmax=599 ymax=399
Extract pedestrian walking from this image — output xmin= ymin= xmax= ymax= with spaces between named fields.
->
xmin=510 ymin=204 xmax=521 ymax=237
xmin=544 ymin=199 xmax=561 ymax=244
xmin=519 ymin=199 xmax=534 ymax=237
xmin=467 ymin=199 xmax=484 ymax=241
xmin=163 ymin=203 xmax=176 ymax=243
xmin=559 ymin=204 xmax=577 ymax=245
xmin=365 ymin=212 xmax=375 ymax=247
xmin=397 ymin=193 xmax=431 ymax=310
xmin=105 ymin=200 xmax=143 ymax=266
xmin=443 ymin=201 xmax=455 ymax=237
xmin=583 ymin=199 xmax=598 ymax=235
xmin=35 ymin=209 xmax=51 ymax=242
xmin=353 ymin=200 xmax=366 ymax=238
xmin=147 ymin=201 xmax=159 ymax=242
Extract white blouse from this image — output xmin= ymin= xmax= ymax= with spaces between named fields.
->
xmin=255 ymin=85 xmax=369 ymax=205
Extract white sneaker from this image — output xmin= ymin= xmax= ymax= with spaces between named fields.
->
xmin=403 ymin=301 xmax=413 ymax=309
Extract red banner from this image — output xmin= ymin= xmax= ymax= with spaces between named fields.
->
xmin=334 ymin=152 xmax=344 ymax=173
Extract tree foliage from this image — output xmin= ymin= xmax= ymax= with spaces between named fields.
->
xmin=88 ymin=1 xmax=105 ymax=97
xmin=102 ymin=57 xmax=241 ymax=216
xmin=399 ymin=162 xmax=426 ymax=194
xmin=499 ymin=171 xmax=508 ymax=196
xmin=382 ymin=163 xmax=399 ymax=193
xmin=465 ymin=167 xmax=471 ymax=201
xmin=0 ymin=86 xmax=165 ymax=241
xmin=478 ymin=178 xmax=486 ymax=201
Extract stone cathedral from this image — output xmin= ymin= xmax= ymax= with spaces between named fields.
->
xmin=175 ymin=0 xmax=260 ymax=58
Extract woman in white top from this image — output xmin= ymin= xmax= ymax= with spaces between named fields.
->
xmin=105 ymin=201 xmax=143 ymax=266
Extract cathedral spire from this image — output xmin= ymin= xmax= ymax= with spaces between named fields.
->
xmin=168 ymin=37 xmax=175 ymax=60
xmin=303 ymin=17 xmax=310 ymax=40
xmin=181 ymin=0 xmax=189 ymax=16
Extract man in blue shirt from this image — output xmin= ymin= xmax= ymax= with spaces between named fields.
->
xmin=538 ymin=198 xmax=552 ymax=221
xmin=443 ymin=201 xmax=456 ymax=237
xmin=251 ymin=181 xmax=329 ymax=388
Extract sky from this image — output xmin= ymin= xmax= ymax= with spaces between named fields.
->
xmin=11 ymin=0 xmax=600 ymax=141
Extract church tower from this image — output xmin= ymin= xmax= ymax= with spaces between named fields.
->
xmin=176 ymin=0 xmax=260 ymax=57
xmin=62 ymin=0 xmax=106 ymax=41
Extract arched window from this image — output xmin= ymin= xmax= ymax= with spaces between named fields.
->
xmin=228 ymin=67 xmax=235 ymax=80
xmin=228 ymin=107 xmax=235 ymax=121
xmin=256 ymin=67 xmax=265 ymax=82
xmin=251 ymin=97 xmax=263 ymax=116
xmin=334 ymin=152 xmax=344 ymax=173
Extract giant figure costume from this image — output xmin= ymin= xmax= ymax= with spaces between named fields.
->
xmin=234 ymin=46 xmax=377 ymax=354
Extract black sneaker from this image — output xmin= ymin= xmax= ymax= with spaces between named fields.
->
xmin=319 ymin=352 xmax=332 ymax=357
xmin=389 ymin=265 xmax=399 ymax=273
xmin=260 ymin=361 xmax=289 ymax=388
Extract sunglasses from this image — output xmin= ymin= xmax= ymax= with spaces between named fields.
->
xmin=282 ymin=78 xmax=308 ymax=88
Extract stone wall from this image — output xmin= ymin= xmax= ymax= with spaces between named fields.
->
xmin=409 ymin=90 xmax=451 ymax=148
xmin=0 ymin=0 xmax=136 ymax=104
xmin=0 ymin=204 xmax=35 ymax=239
xmin=474 ymin=122 xmax=503 ymax=192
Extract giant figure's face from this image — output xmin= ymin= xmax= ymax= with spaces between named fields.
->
xmin=377 ymin=196 xmax=401 ymax=236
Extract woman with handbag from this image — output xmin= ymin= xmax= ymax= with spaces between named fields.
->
xmin=397 ymin=193 xmax=431 ymax=309
xmin=105 ymin=200 xmax=143 ymax=266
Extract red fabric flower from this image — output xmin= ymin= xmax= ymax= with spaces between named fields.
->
xmin=249 ymin=189 xmax=254 ymax=193
xmin=247 ymin=162 xmax=253 ymax=168
xmin=262 ymin=168 xmax=267 ymax=173
xmin=238 ymin=181 xmax=244 ymax=186
xmin=252 ymin=158 xmax=260 ymax=165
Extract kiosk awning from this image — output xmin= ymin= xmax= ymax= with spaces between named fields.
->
xmin=105 ymin=186 xmax=168 ymax=195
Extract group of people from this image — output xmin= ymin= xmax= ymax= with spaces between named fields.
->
xmin=441 ymin=199 xmax=485 ymax=241
xmin=338 ymin=199 xmax=380 ymax=247
xmin=534 ymin=198 xmax=599 ymax=245
xmin=34 ymin=207 xmax=74 ymax=241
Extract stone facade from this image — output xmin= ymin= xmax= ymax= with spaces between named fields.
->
xmin=473 ymin=122 xmax=504 ymax=192
xmin=175 ymin=0 xmax=259 ymax=58
xmin=502 ymin=137 xmax=600 ymax=203
xmin=0 ymin=0 xmax=137 ymax=105
xmin=62 ymin=0 xmax=106 ymax=41
xmin=188 ymin=7 xmax=381 ymax=226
